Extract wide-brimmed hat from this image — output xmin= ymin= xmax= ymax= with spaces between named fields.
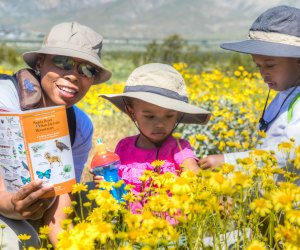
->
xmin=23 ymin=22 xmax=112 ymax=84
xmin=221 ymin=5 xmax=300 ymax=57
xmin=99 ymin=63 xmax=211 ymax=124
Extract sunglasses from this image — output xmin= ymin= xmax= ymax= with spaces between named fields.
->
xmin=52 ymin=56 xmax=98 ymax=79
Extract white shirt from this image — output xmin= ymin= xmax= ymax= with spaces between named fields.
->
xmin=225 ymin=86 xmax=300 ymax=183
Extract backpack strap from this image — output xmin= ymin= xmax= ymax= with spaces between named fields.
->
xmin=0 ymin=73 xmax=18 ymax=89
xmin=288 ymin=92 xmax=300 ymax=123
xmin=0 ymin=71 xmax=77 ymax=146
xmin=15 ymin=69 xmax=44 ymax=110
xmin=66 ymin=106 xmax=76 ymax=146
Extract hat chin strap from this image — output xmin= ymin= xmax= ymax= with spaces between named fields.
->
xmin=133 ymin=114 xmax=185 ymax=160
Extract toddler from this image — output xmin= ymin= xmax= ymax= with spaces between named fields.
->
xmin=96 ymin=63 xmax=211 ymax=203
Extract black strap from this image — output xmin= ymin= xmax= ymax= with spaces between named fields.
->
xmin=66 ymin=106 xmax=76 ymax=146
xmin=259 ymin=86 xmax=297 ymax=132
xmin=1 ymin=73 xmax=76 ymax=146
xmin=0 ymin=74 xmax=18 ymax=89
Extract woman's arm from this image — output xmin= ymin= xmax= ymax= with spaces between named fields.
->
xmin=42 ymin=192 xmax=73 ymax=246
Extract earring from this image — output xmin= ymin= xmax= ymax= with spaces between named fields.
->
xmin=34 ymin=69 xmax=40 ymax=76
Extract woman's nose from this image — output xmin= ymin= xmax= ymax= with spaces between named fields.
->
xmin=64 ymin=70 xmax=79 ymax=83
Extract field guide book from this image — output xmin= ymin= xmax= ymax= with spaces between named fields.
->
xmin=0 ymin=105 xmax=75 ymax=198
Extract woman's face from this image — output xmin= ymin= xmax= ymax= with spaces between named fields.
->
xmin=37 ymin=54 xmax=95 ymax=108
xmin=252 ymin=55 xmax=300 ymax=91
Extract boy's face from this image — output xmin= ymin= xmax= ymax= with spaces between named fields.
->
xmin=127 ymin=99 xmax=179 ymax=147
xmin=252 ymin=55 xmax=300 ymax=91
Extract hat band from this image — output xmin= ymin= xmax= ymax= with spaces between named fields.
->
xmin=248 ymin=31 xmax=300 ymax=46
xmin=124 ymin=85 xmax=188 ymax=102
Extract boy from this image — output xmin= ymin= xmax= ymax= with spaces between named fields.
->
xmin=199 ymin=5 xmax=300 ymax=183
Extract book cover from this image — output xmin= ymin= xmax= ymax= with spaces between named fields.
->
xmin=0 ymin=105 xmax=76 ymax=198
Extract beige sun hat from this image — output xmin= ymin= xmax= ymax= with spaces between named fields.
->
xmin=23 ymin=22 xmax=112 ymax=84
xmin=99 ymin=63 xmax=211 ymax=124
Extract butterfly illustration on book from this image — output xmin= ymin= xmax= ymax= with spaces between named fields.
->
xmin=36 ymin=169 xmax=51 ymax=179
xmin=21 ymin=176 xmax=31 ymax=184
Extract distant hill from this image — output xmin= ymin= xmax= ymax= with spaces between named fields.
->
xmin=1 ymin=0 xmax=300 ymax=40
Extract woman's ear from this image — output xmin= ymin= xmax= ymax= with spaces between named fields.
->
xmin=35 ymin=55 xmax=45 ymax=72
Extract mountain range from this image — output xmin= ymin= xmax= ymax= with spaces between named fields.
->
xmin=1 ymin=0 xmax=300 ymax=41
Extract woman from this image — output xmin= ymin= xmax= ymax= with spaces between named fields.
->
xmin=0 ymin=21 xmax=111 ymax=248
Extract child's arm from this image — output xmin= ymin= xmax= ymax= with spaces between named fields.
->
xmin=181 ymin=157 xmax=200 ymax=174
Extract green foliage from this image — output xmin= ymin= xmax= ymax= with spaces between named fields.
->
xmin=0 ymin=43 xmax=22 ymax=66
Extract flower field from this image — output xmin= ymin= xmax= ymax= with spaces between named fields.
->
xmin=1 ymin=64 xmax=299 ymax=249
xmin=73 ymin=64 xmax=298 ymax=250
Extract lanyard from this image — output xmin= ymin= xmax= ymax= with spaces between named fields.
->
xmin=259 ymin=86 xmax=297 ymax=132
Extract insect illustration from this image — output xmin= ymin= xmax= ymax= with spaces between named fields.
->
xmin=36 ymin=169 xmax=51 ymax=179
xmin=44 ymin=152 xmax=63 ymax=168
xmin=21 ymin=176 xmax=31 ymax=184
xmin=55 ymin=140 xmax=70 ymax=152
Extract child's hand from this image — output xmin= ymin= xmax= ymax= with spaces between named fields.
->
xmin=199 ymin=154 xmax=224 ymax=170
xmin=93 ymin=175 xmax=105 ymax=188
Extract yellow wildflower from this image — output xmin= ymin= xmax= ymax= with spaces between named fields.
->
xmin=246 ymin=240 xmax=266 ymax=250
xmin=286 ymin=210 xmax=300 ymax=226
xmin=72 ymin=183 xmax=88 ymax=194
xmin=271 ymin=190 xmax=293 ymax=212
xmin=39 ymin=225 xmax=50 ymax=235
xmin=63 ymin=206 xmax=74 ymax=215
xmin=151 ymin=160 xmax=165 ymax=168
xmin=18 ymin=234 xmax=31 ymax=241
xmin=172 ymin=132 xmax=182 ymax=139
xmin=170 ymin=177 xmax=191 ymax=195
xmin=258 ymin=130 xmax=266 ymax=138
xmin=140 ymin=170 xmax=154 ymax=182
xmin=232 ymin=171 xmax=252 ymax=188
xmin=249 ymin=198 xmax=272 ymax=217
xmin=195 ymin=134 xmax=208 ymax=141
xmin=278 ymin=141 xmax=295 ymax=153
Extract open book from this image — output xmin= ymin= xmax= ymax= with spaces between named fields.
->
xmin=0 ymin=105 xmax=76 ymax=198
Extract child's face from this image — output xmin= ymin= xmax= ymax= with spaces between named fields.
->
xmin=252 ymin=55 xmax=300 ymax=91
xmin=127 ymin=99 xmax=179 ymax=145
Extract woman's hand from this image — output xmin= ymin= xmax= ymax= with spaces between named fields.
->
xmin=9 ymin=179 xmax=54 ymax=220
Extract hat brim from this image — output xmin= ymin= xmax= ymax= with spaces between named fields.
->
xmin=99 ymin=92 xmax=211 ymax=124
xmin=221 ymin=40 xmax=300 ymax=57
xmin=23 ymin=48 xmax=112 ymax=84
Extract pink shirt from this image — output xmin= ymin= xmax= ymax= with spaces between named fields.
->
xmin=116 ymin=135 xmax=197 ymax=193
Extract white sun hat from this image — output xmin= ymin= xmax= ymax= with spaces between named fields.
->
xmin=99 ymin=63 xmax=211 ymax=124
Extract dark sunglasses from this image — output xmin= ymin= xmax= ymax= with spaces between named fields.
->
xmin=52 ymin=55 xmax=98 ymax=79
